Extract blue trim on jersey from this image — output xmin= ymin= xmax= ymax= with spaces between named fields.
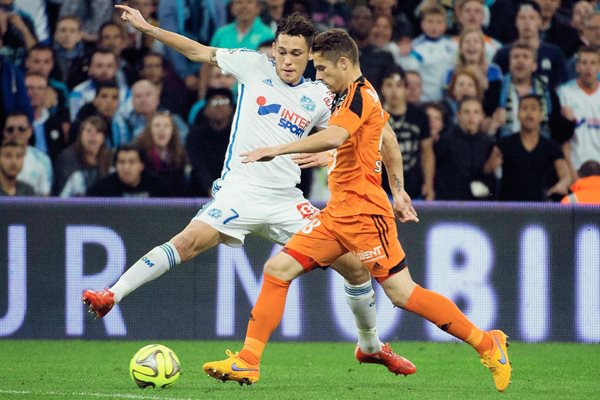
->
xmin=221 ymin=83 xmax=245 ymax=181
xmin=286 ymin=76 xmax=305 ymax=87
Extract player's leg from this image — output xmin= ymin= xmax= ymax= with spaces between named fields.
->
xmin=82 ymin=220 xmax=223 ymax=318
xmin=380 ymin=267 xmax=511 ymax=391
xmin=330 ymin=253 xmax=415 ymax=376
xmin=203 ymin=251 xmax=305 ymax=385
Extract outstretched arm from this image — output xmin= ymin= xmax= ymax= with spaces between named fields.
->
xmin=115 ymin=5 xmax=218 ymax=65
xmin=380 ymin=123 xmax=419 ymax=223
xmin=241 ymin=125 xmax=349 ymax=163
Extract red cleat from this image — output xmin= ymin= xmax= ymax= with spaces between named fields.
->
xmin=355 ymin=343 xmax=416 ymax=376
xmin=82 ymin=289 xmax=115 ymax=319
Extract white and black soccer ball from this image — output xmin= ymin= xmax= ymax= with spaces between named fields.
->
xmin=129 ymin=344 xmax=181 ymax=388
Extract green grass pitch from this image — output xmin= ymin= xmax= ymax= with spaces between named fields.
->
xmin=0 ymin=340 xmax=598 ymax=400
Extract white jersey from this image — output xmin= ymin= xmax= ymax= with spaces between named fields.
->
xmin=412 ymin=35 xmax=457 ymax=102
xmin=558 ymin=80 xmax=600 ymax=169
xmin=213 ymin=48 xmax=333 ymax=191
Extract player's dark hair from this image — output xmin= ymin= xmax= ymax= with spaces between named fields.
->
xmin=510 ymin=41 xmax=537 ymax=61
xmin=381 ymin=65 xmax=407 ymax=90
xmin=312 ymin=29 xmax=359 ymax=65
xmin=518 ymin=94 xmax=543 ymax=107
xmin=578 ymin=160 xmax=600 ymax=177
xmin=115 ymin=144 xmax=145 ymax=165
xmin=457 ymin=95 xmax=482 ymax=111
xmin=578 ymin=45 xmax=600 ymax=59
xmin=275 ymin=12 xmax=316 ymax=48
xmin=95 ymin=79 xmax=119 ymax=95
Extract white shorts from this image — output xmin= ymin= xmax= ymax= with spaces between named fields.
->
xmin=192 ymin=183 xmax=320 ymax=247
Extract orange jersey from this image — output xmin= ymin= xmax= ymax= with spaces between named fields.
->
xmin=326 ymin=76 xmax=392 ymax=217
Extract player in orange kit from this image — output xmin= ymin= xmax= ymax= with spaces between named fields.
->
xmin=204 ymin=29 xmax=512 ymax=392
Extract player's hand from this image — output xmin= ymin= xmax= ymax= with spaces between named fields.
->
xmin=393 ymin=190 xmax=419 ymax=224
xmin=115 ymin=4 xmax=150 ymax=32
xmin=292 ymin=152 xmax=329 ymax=168
xmin=240 ymin=147 xmax=278 ymax=163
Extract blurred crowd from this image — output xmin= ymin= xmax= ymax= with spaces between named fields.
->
xmin=0 ymin=0 xmax=599 ymax=203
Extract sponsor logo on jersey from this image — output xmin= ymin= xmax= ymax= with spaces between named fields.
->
xmin=353 ymin=246 xmax=385 ymax=262
xmin=256 ymin=96 xmax=310 ymax=137
xmin=300 ymin=95 xmax=315 ymax=112
xmin=207 ymin=208 xmax=222 ymax=218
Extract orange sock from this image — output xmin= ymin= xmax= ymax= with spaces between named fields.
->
xmin=404 ymin=285 xmax=493 ymax=356
xmin=238 ymin=273 xmax=290 ymax=365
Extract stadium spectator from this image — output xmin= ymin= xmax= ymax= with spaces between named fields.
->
xmin=188 ymin=63 xmax=238 ymax=125
xmin=496 ymin=41 xmax=570 ymax=139
xmin=405 ymin=70 xmax=423 ymax=104
xmin=380 ymin=66 xmax=435 ymax=200
xmin=485 ymin=0 xmax=518 ymax=45
xmin=125 ymin=79 xmax=188 ymax=142
xmin=452 ymin=0 xmax=502 ymax=62
xmin=561 ymin=160 xmax=600 ymax=203
xmin=435 ymin=97 xmax=496 ymax=200
xmin=347 ymin=5 xmax=396 ymax=92
xmin=25 ymin=72 xmax=69 ymax=163
xmin=59 ymin=0 xmax=113 ymax=43
xmin=14 ymin=0 xmax=49 ymax=45
xmin=1 ymin=112 xmax=52 ymax=196
xmin=53 ymin=115 xmax=111 ymax=196
xmin=0 ymin=0 xmax=37 ymax=65
xmin=261 ymin=0 xmax=285 ymax=32
xmin=120 ymin=0 xmax=163 ymax=59
xmin=186 ymin=87 xmax=233 ymax=197
xmin=70 ymin=79 xmax=130 ymax=149
xmin=139 ymin=52 xmax=188 ymax=117
xmin=157 ymin=0 xmax=227 ymax=89
xmin=423 ymin=101 xmax=449 ymax=143
xmin=412 ymin=4 xmax=457 ymax=101
xmin=0 ymin=55 xmax=33 ymax=128
xmin=571 ymin=1 xmax=595 ymax=35
xmin=52 ymin=15 xmax=92 ymax=90
xmin=135 ymin=111 xmax=188 ymax=196
xmin=445 ymin=28 xmax=503 ymax=116
xmin=68 ymin=49 xmax=132 ymax=121
xmin=24 ymin=45 xmax=70 ymax=116
xmin=387 ymin=18 xmax=420 ymax=72
xmin=0 ymin=139 xmax=35 ymax=196
xmin=492 ymin=1 xmax=567 ymax=89
xmin=197 ymin=0 xmax=274 ymax=99
xmin=312 ymin=0 xmax=351 ymax=30
xmin=535 ymin=0 xmax=582 ymax=58
xmin=566 ymin=13 xmax=600 ymax=79
xmin=558 ymin=46 xmax=600 ymax=181
xmin=442 ymin=68 xmax=483 ymax=124
xmin=87 ymin=144 xmax=171 ymax=197
xmin=492 ymin=94 xmax=571 ymax=201
xmin=98 ymin=21 xmax=138 ymax=86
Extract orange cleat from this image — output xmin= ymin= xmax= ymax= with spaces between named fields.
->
xmin=355 ymin=342 xmax=416 ymax=376
xmin=82 ymin=289 xmax=115 ymax=319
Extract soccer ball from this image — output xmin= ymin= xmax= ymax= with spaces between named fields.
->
xmin=129 ymin=344 xmax=181 ymax=389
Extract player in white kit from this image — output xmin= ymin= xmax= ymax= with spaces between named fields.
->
xmin=83 ymin=5 xmax=416 ymax=376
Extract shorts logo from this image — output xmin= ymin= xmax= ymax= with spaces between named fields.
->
xmin=353 ymin=246 xmax=385 ymax=262
xmin=300 ymin=95 xmax=315 ymax=112
xmin=207 ymin=208 xmax=222 ymax=218
xmin=296 ymin=201 xmax=320 ymax=219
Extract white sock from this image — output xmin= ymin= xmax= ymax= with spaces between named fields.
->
xmin=345 ymin=280 xmax=382 ymax=354
xmin=110 ymin=242 xmax=181 ymax=303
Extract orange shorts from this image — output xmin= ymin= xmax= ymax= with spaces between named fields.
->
xmin=284 ymin=209 xmax=407 ymax=282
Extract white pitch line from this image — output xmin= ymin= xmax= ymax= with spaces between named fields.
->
xmin=0 ymin=389 xmax=203 ymax=400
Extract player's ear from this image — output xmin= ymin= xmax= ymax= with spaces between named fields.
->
xmin=339 ymin=57 xmax=349 ymax=72
xmin=308 ymin=51 xmax=313 ymax=61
